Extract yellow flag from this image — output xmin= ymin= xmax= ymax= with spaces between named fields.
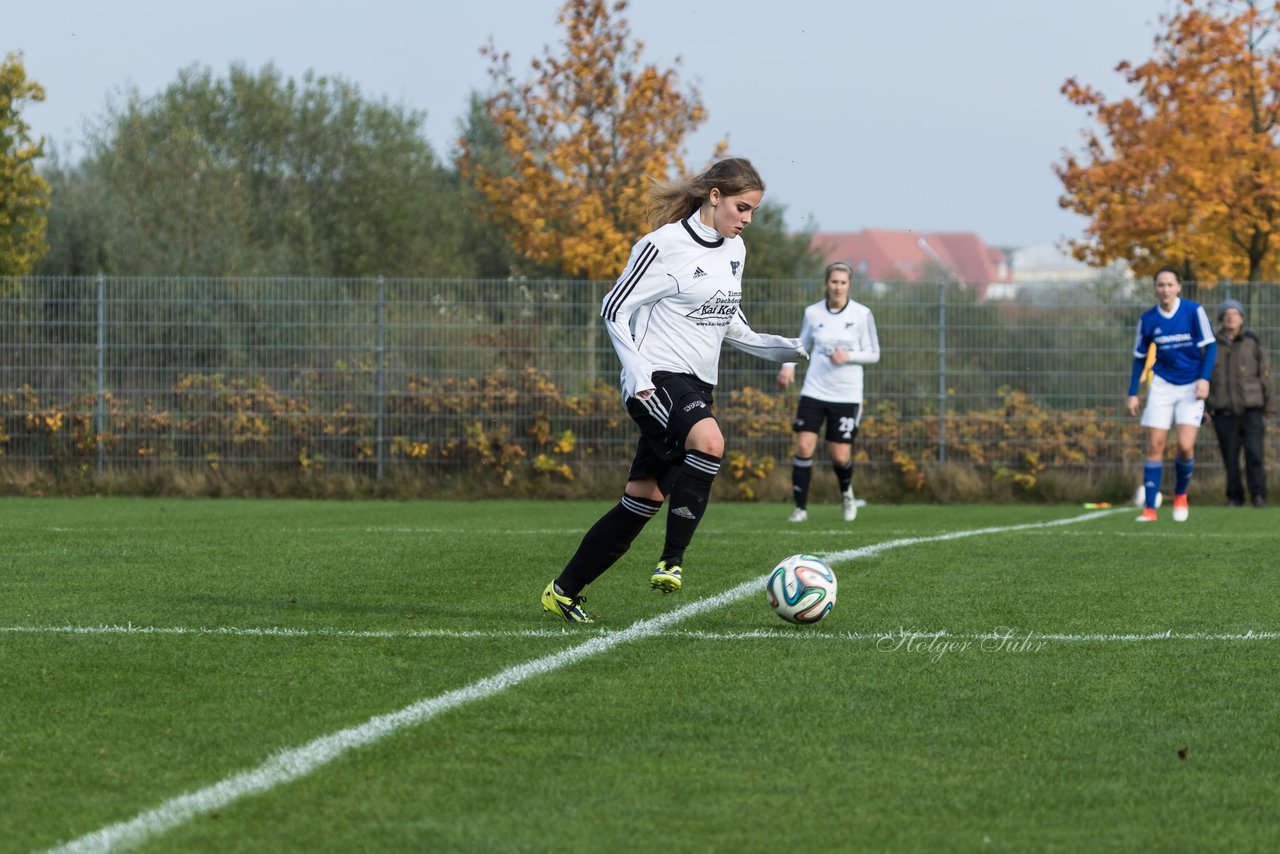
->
xmin=1140 ymin=343 xmax=1156 ymax=386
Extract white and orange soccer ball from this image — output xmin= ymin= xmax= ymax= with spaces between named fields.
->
xmin=766 ymin=554 xmax=837 ymax=625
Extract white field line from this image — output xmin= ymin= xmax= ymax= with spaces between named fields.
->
xmin=47 ymin=508 xmax=1122 ymax=854
xmin=3 ymin=624 xmax=587 ymax=640
xmin=6 ymin=623 xmax=1278 ymax=643
xmin=25 ymin=526 xmax=950 ymax=537
xmin=35 ymin=524 xmax=1242 ymax=539
xmin=677 ymin=628 xmax=1280 ymax=642
xmin=338 ymin=527 xmax=895 ymax=536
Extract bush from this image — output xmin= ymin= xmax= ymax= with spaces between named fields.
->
xmin=0 ymin=371 xmax=1239 ymax=502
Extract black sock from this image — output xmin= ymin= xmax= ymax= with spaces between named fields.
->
xmin=834 ymin=460 xmax=853 ymax=494
xmin=556 ymin=495 xmax=661 ymax=597
xmin=659 ymin=450 xmax=721 ymax=565
xmin=792 ymin=455 xmax=813 ymax=509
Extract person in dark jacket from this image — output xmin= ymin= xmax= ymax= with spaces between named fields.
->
xmin=1206 ymin=298 xmax=1275 ymax=507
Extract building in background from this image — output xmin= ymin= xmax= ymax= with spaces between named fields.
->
xmin=812 ymin=229 xmax=1011 ymax=299
xmin=1008 ymin=243 xmax=1134 ymax=302
xmin=1008 ymin=243 xmax=1095 ymax=284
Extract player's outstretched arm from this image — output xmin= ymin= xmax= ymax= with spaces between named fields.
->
xmin=726 ymin=309 xmax=807 ymax=363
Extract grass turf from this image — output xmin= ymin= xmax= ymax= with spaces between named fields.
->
xmin=2 ymin=497 xmax=1277 ymax=852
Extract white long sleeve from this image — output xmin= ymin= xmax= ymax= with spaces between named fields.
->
xmin=601 ymin=239 xmax=675 ymax=399
xmin=598 ymin=215 xmax=796 ymax=399
xmin=726 ymin=309 xmax=806 ymax=362
xmin=788 ymin=299 xmax=880 ymax=403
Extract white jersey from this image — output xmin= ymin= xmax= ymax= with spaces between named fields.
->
xmin=602 ymin=214 xmax=804 ymax=399
xmin=786 ymin=298 xmax=880 ymax=403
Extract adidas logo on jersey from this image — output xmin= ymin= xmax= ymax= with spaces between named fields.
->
xmin=693 ymin=267 xmax=707 ymax=278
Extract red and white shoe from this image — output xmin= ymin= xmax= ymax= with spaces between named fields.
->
xmin=1171 ymin=494 xmax=1189 ymax=522
xmin=1136 ymin=507 xmax=1158 ymax=523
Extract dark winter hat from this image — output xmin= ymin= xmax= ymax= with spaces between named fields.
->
xmin=1218 ymin=298 xmax=1245 ymax=321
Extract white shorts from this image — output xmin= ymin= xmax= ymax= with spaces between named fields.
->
xmin=1141 ymin=375 xmax=1204 ymax=429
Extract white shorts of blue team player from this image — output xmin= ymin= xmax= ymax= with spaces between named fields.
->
xmin=1141 ymin=374 xmax=1205 ymax=429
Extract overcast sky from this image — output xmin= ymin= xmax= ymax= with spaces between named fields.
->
xmin=9 ymin=0 xmax=1176 ymax=249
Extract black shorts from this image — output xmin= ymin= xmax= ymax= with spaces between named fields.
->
xmin=625 ymin=372 xmax=717 ymax=492
xmin=793 ymin=396 xmax=862 ymax=444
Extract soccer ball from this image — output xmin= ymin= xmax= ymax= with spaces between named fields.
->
xmin=1133 ymin=485 xmax=1164 ymax=508
xmin=766 ymin=554 xmax=837 ymax=625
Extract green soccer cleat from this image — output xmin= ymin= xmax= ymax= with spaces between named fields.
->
xmin=649 ymin=560 xmax=683 ymax=593
xmin=542 ymin=581 xmax=593 ymax=623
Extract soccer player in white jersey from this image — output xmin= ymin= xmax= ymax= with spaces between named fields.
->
xmin=776 ymin=263 xmax=880 ymax=522
xmin=541 ymin=158 xmax=807 ymax=623
xmin=1126 ymin=265 xmax=1217 ymax=522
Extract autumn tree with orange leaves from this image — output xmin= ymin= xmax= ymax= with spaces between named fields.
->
xmin=1056 ymin=0 xmax=1280 ymax=286
xmin=460 ymin=0 xmax=711 ymax=280
xmin=0 ymin=52 xmax=50 ymax=278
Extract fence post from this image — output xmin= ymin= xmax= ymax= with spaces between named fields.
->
xmin=375 ymin=275 xmax=386 ymax=482
xmin=585 ymin=293 xmax=598 ymax=392
xmin=938 ymin=282 xmax=947 ymax=463
xmin=96 ymin=273 xmax=106 ymax=476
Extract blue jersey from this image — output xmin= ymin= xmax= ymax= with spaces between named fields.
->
xmin=1131 ymin=298 xmax=1215 ymax=388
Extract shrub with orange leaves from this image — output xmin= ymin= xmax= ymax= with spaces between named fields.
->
xmin=723 ymin=450 xmax=775 ymax=500
xmin=0 ymin=369 xmax=1207 ymax=499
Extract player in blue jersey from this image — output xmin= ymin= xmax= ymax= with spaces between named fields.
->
xmin=1126 ymin=266 xmax=1216 ymax=522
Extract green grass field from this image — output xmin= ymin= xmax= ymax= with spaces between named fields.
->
xmin=3 ymin=497 xmax=1278 ymax=852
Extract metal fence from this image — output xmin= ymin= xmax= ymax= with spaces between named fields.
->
xmin=2 ymin=275 xmax=1277 ymax=487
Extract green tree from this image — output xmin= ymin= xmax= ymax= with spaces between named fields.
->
xmin=0 ymin=52 xmax=51 ymax=277
xmin=741 ymin=202 xmax=824 ymax=282
xmin=35 ymin=152 xmax=110 ymax=276
xmin=40 ymin=63 xmax=471 ymax=277
xmin=452 ymin=93 xmax=540 ymax=279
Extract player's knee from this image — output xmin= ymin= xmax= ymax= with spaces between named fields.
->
xmin=625 ymin=477 xmax=664 ymax=502
xmin=690 ymin=433 xmax=724 ymax=457
xmin=685 ymin=421 xmax=724 ymax=457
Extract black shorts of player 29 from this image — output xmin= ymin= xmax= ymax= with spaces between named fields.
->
xmin=793 ymin=396 xmax=861 ymax=444
xmin=626 ymin=371 xmax=717 ymax=494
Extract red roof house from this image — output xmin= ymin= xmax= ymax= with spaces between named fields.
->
xmin=812 ymin=229 xmax=1011 ymax=299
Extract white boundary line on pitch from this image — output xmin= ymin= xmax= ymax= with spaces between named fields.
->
xmin=47 ymin=508 xmax=1123 ymax=854
xmin=6 ymin=623 xmax=1278 ymax=643
xmin=25 ymin=526 xmax=927 ymax=537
